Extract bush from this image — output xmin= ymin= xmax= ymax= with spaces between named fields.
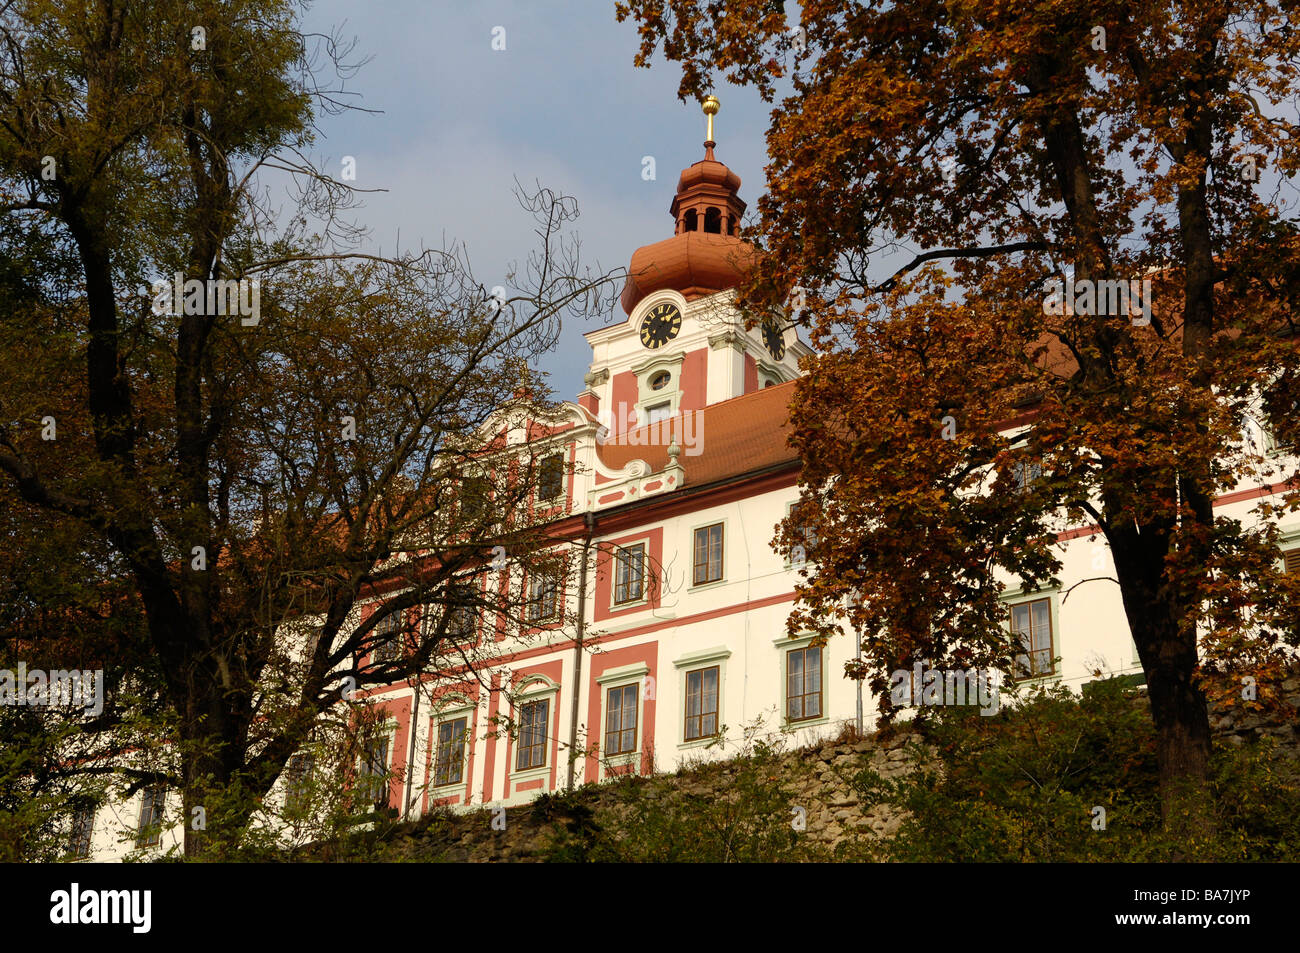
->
xmin=538 ymin=746 xmax=825 ymax=862
xmin=843 ymin=677 xmax=1299 ymax=861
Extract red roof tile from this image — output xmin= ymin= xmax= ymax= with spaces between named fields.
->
xmin=596 ymin=380 xmax=800 ymax=489
xmin=620 ymin=232 xmax=759 ymax=316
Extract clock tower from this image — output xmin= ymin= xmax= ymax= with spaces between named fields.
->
xmin=580 ymin=97 xmax=809 ymax=439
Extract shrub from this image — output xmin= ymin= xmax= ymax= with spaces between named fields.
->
xmin=843 ymin=677 xmax=1299 ymax=861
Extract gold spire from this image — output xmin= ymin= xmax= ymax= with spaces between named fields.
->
xmin=702 ymin=95 xmax=720 ymax=145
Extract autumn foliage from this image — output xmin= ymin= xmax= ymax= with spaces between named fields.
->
xmin=618 ymin=0 xmax=1300 ymax=837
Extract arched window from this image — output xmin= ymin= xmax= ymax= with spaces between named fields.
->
xmin=684 ymin=209 xmax=698 ymax=232
xmin=728 ymin=214 xmax=737 ymax=235
xmin=704 ymin=207 xmax=722 ymax=233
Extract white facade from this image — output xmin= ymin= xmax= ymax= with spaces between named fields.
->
xmin=60 ymin=155 xmax=1300 ymax=862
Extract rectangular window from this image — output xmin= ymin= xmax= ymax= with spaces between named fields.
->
xmin=1285 ymin=549 xmax=1300 ymax=575
xmin=515 ymin=699 xmax=549 ymax=771
xmin=646 ymin=402 xmax=671 ymax=426
xmin=443 ymin=583 xmax=478 ymax=641
xmin=788 ymin=501 xmax=819 ymax=562
xmin=693 ymin=523 xmax=724 ymax=586
xmin=614 ymin=543 xmax=646 ymax=605
xmin=527 ymin=571 xmax=559 ymax=623
xmin=1012 ymin=460 xmax=1043 ymax=490
xmin=362 ymin=737 xmax=391 ymax=809
xmin=604 ymin=684 xmax=639 ymax=756
xmin=538 ymin=453 xmax=564 ymax=501
xmin=1011 ymin=598 xmax=1054 ymax=677
xmin=285 ymin=753 xmax=315 ymax=813
xmin=795 ymin=509 xmax=819 ymax=550
xmin=135 ymin=785 xmax=165 ymax=848
xmin=372 ymin=610 xmax=402 ymax=663
xmin=684 ymin=666 xmax=719 ymax=741
xmin=69 ymin=802 xmax=95 ymax=859
xmin=433 ymin=718 xmax=467 ymax=786
xmin=786 ymin=647 xmax=823 ymax=722
xmin=460 ymin=475 xmax=490 ymax=524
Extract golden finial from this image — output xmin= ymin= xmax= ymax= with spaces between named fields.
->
xmin=702 ymin=95 xmax=720 ymax=144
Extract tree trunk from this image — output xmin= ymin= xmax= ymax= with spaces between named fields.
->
xmin=178 ymin=681 xmax=248 ymax=859
xmin=1140 ymin=631 xmax=1215 ymax=847
xmin=1107 ymin=495 xmax=1216 ymax=848
xmin=1123 ymin=586 xmax=1216 ymax=848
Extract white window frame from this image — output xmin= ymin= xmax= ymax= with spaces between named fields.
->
xmin=371 ymin=607 xmax=404 ymax=663
xmin=358 ymin=720 xmax=398 ymax=811
xmin=431 ymin=579 xmax=481 ymax=644
xmin=430 ymin=699 xmax=474 ymax=793
xmin=526 ymin=568 xmax=561 ymax=624
xmin=1000 ymin=586 xmax=1062 ymax=682
xmin=595 ymin=663 xmax=649 ymax=776
xmin=69 ymin=801 xmax=96 ymax=860
xmin=611 ymin=538 xmax=651 ymax=609
xmin=631 ymin=346 xmax=686 ymax=425
xmin=689 ymin=518 xmax=727 ymax=590
xmin=775 ymin=634 xmax=829 ymax=730
xmin=536 ymin=450 xmax=567 ymax=503
xmin=135 ymin=785 xmax=167 ymax=849
xmin=674 ymin=647 xmax=731 ymax=749
xmin=782 ymin=499 xmax=819 ymax=569
xmin=510 ymin=676 xmax=560 ymax=782
xmin=645 ymin=401 xmax=672 ymax=426
xmin=1249 ymin=410 xmax=1292 ymax=459
xmin=1277 ymin=526 xmax=1300 ymax=572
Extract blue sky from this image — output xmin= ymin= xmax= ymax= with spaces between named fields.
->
xmin=298 ymin=0 xmax=791 ymax=396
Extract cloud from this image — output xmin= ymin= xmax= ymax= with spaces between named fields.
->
xmin=295 ymin=0 xmax=784 ymax=392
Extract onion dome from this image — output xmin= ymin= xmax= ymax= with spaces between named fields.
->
xmin=620 ymin=97 xmax=758 ymax=315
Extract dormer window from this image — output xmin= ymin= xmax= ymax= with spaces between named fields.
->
xmin=632 ymin=353 xmax=684 ymax=429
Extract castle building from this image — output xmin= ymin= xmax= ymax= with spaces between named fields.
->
xmin=343 ymin=100 xmax=1168 ymax=820
xmin=359 ymin=99 xmax=841 ymax=816
xmin=72 ymin=102 xmax=1298 ymax=859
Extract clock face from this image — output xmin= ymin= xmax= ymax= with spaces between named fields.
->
xmin=762 ymin=318 xmax=786 ymax=361
xmin=639 ymin=301 xmax=682 ymax=349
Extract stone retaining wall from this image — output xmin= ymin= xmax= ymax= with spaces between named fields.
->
xmin=359 ymin=674 xmax=1299 ymax=862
